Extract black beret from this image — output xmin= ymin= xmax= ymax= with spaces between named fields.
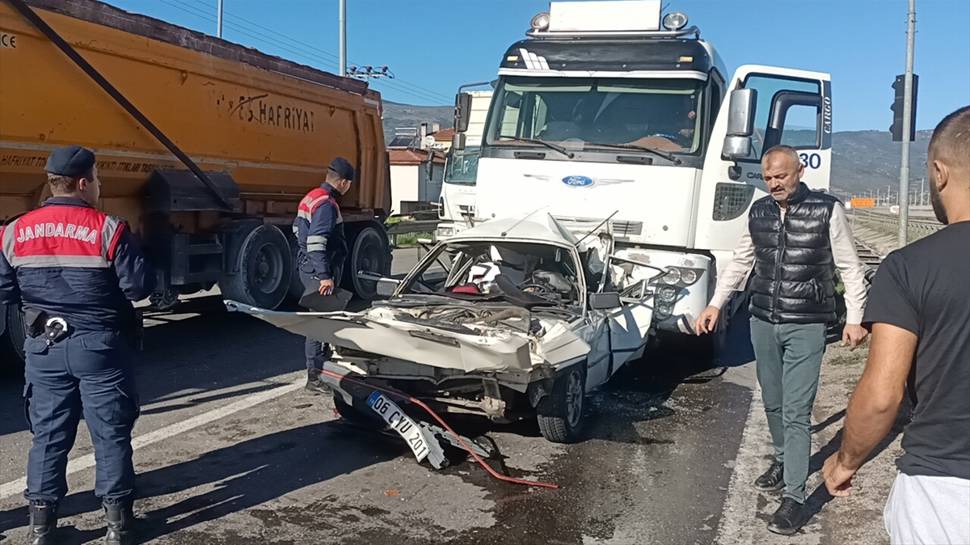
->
xmin=328 ymin=156 xmax=355 ymax=181
xmin=45 ymin=145 xmax=96 ymax=177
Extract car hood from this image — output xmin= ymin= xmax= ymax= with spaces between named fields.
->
xmin=226 ymin=299 xmax=590 ymax=374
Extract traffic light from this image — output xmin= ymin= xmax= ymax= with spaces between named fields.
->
xmin=890 ymin=74 xmax=919 ymax=142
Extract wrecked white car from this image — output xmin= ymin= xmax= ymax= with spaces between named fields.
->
xmin=228 ymin=215 xmax=660 ymax=446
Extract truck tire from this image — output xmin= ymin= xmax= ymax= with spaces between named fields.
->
xmin=220 ymin=224 xmax=292 ymax=309
xmin=1 ymin=303 xmax=27 ymax=372
xmin=343 ymin=223 xmax=390 ymax=300
xmin=536 ymin=365 xmax=586 ymax=443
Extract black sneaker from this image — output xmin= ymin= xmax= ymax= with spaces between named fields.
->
xmin=767 ymin=497 xmax=806 ymax=536
xmin=754 ymin=461 xmax=784 ymax=491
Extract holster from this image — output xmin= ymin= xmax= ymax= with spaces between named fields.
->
xmin=23 ymin=308 xmax=49 ymax=338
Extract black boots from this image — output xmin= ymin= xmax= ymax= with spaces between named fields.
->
xmin=103 ymin=500 xmax=135 ymax=545
xmin=305 ymin=369 xmax=332 ymax=395
xmin=754 ymin=461 xmax=785 ymax=491
xmin=27 ymin=502 xmax=57 ymax=545
xmin=767 ymin=497 xmax=807 ymax=535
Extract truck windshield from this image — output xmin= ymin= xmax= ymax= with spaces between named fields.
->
xmin=485 ymin=77 xmax=704 ymax=155
xmin=444 ymin=147 xmax=480 ymax=185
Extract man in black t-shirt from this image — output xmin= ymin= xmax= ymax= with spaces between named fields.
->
xmin=823 ymin=106 xmax=970 ymax=545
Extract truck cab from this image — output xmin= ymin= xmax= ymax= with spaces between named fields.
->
xmin=457 ymin=0 xmax=832 ymax=338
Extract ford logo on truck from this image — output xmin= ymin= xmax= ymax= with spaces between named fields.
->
xmin=562 ymin=175 xmax=593 ymax=187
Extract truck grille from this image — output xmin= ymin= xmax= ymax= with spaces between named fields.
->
xmin=712 ymin=183 xmax=755 ymax=221
xmin=552 ymin=217 xmax=643 ymax=237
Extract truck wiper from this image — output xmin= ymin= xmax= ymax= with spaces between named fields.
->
xmin=583 ymin=142 xmax=682 ymax=165
xmin=502 ymin=138 xmax=575 ymax=159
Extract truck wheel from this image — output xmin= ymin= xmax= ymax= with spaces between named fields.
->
xmin=1 ymin=304 xmax=27 ymax=373
xmin=220 ymin=224 xmax=292 ymax=309
xmin=344 ymin=223 xmax=390 ymax=300
xmin=536 ymin=365 xmax=586 ymax=443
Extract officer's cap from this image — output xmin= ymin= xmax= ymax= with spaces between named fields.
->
xmin=45 ymin=145 xmax=96 ymax=177
xmin=328 ymin=157 xmax=355 ymax=182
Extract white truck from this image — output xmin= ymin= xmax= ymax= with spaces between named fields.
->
xmin=451 ymin=0 xmax=833 ymax=342
xmin=435 ymin=87 xmax=493 ymax=240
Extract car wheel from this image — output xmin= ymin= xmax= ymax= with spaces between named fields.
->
xmin=333 ymin=395 xmax=384 ymax=429
xmin=536 ymin=365 xmax=586 ymax=443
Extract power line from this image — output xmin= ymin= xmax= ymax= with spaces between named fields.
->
xmin=173 ymin=0 xmax=453 ymax=104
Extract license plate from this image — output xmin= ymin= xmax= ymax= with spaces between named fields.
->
xmin=366 ymin=391 xmax=431 ymax=462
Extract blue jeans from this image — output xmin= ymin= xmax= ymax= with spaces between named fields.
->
xmin=749 ymin=317 xmax=826 ymax=503
xmin=22 ymin=331 xmax=139 ymax=504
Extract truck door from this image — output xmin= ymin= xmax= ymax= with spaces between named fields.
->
xmin=694 ymin=65 xmax=832 ymax=258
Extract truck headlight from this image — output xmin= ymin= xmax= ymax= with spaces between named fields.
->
xmin=654 ymin=266 xmax=703 ymax=287
xmin=530 ymin=12 xmax=550 ymax=31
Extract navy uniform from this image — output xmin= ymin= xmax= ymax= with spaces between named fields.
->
xmin=293 ymin=157 xmax=353 ymax=393
xmin=0 ymin=146 xmax=154 ymax=545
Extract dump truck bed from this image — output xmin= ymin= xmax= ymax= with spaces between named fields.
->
xmin=0 ymin=0 xmax=389 ymax=224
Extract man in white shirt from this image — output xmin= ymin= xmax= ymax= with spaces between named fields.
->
xmin=695 ymin=145 xmax=869 ymax=535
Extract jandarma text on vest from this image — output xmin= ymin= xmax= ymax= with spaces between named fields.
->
xmin=15 ymin=222 xmax=100 ymax=244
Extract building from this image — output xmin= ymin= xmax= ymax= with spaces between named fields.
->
xmin=387 ymin=147 xmax=445 ymax=215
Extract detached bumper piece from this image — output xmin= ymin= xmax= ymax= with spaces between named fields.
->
xmin=322 ymin=362 xmax=495 ymax=469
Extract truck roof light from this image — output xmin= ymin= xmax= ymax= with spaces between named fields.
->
xmin=530 ymin=12 xmax=551 ymax=32
xmin=662 ymin=12 xmax=688 ymax=31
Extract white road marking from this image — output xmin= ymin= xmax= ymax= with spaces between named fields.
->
xmin=0 ymin=375 xmax=304 ymax=500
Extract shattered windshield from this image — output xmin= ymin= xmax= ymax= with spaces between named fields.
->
xmin=485 ymin=76 xmax=704 ymax=154
xmin=401 ymin=241 xmax=581 ymax=310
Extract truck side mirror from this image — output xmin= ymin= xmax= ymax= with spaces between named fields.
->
xmin=455 ymin=92 xmax=472 ymax=133
xmin=452 ymin=132 xmax=467 ymax=151
xmin=722 ymin=88 xmax=757 ymax=160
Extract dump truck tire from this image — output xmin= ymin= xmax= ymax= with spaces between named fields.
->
xmin=1 ymin=303 xmax=27 ymax=373
xmin=537 ymin=365 xmax=586 ymax=443
xmin=343 ymin=223 xmax=390 ymax=300
xmin=220 ymin=224 xmax=292 ymax=309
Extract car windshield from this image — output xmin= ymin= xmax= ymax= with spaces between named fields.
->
xmin=484 ymin=76 xmax=704 ymax=154
xmin=444 ymin=147 xmax=480 ymax=185
xmin=401 ymin=241 xmax=581 ymax=309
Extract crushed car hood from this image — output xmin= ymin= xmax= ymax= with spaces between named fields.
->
xmin=226 ymin=299 xmax=590 ymax=373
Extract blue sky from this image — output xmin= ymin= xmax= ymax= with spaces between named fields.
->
xmin=103 ymin=0 xmax=970 ymax=132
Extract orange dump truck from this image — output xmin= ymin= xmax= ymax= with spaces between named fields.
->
xmin=0 ymin=0 xmax=392 ymax=359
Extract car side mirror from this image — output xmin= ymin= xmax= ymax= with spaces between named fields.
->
xmin=722 ymin=88 xmax=756 ymax=161
xmin=589 ymin=292 xmax=622 ymax=310
xmin=357 ymin=270 xmax=400 ymax=297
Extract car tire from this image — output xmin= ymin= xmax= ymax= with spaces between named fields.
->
xmin=536 ymin=364 xmax=586 ymax=443
xmin=333 ymin=395 xmax=384 ymax=429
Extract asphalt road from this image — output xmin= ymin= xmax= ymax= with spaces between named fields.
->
xmin=0 ymin=249 xmax=758 ymax=545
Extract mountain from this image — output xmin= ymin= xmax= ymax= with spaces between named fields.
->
xmin=831 ymin=130 xmax=930 ymax=195
xmin=381 ymin=101 xmax=453 ymax=143
xmin=380 ymin=102 xmax=930 ymax=195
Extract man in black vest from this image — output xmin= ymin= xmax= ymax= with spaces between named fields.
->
xmin=695 ymin=145 xmax=869 ymax=535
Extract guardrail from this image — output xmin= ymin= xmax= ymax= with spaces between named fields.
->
xmin=850 ymin=208 xmax=944 ymax=244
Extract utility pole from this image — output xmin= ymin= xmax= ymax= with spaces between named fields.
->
xmin=338 ymin=0 xmax=347 ymax=76
xmin=919 ymin=177 xmax=925 ymax=206
xmin=216 ymin=0 xmax=223 ymax=38
xmin=898 ymin=0 xmax=916 ymax=245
